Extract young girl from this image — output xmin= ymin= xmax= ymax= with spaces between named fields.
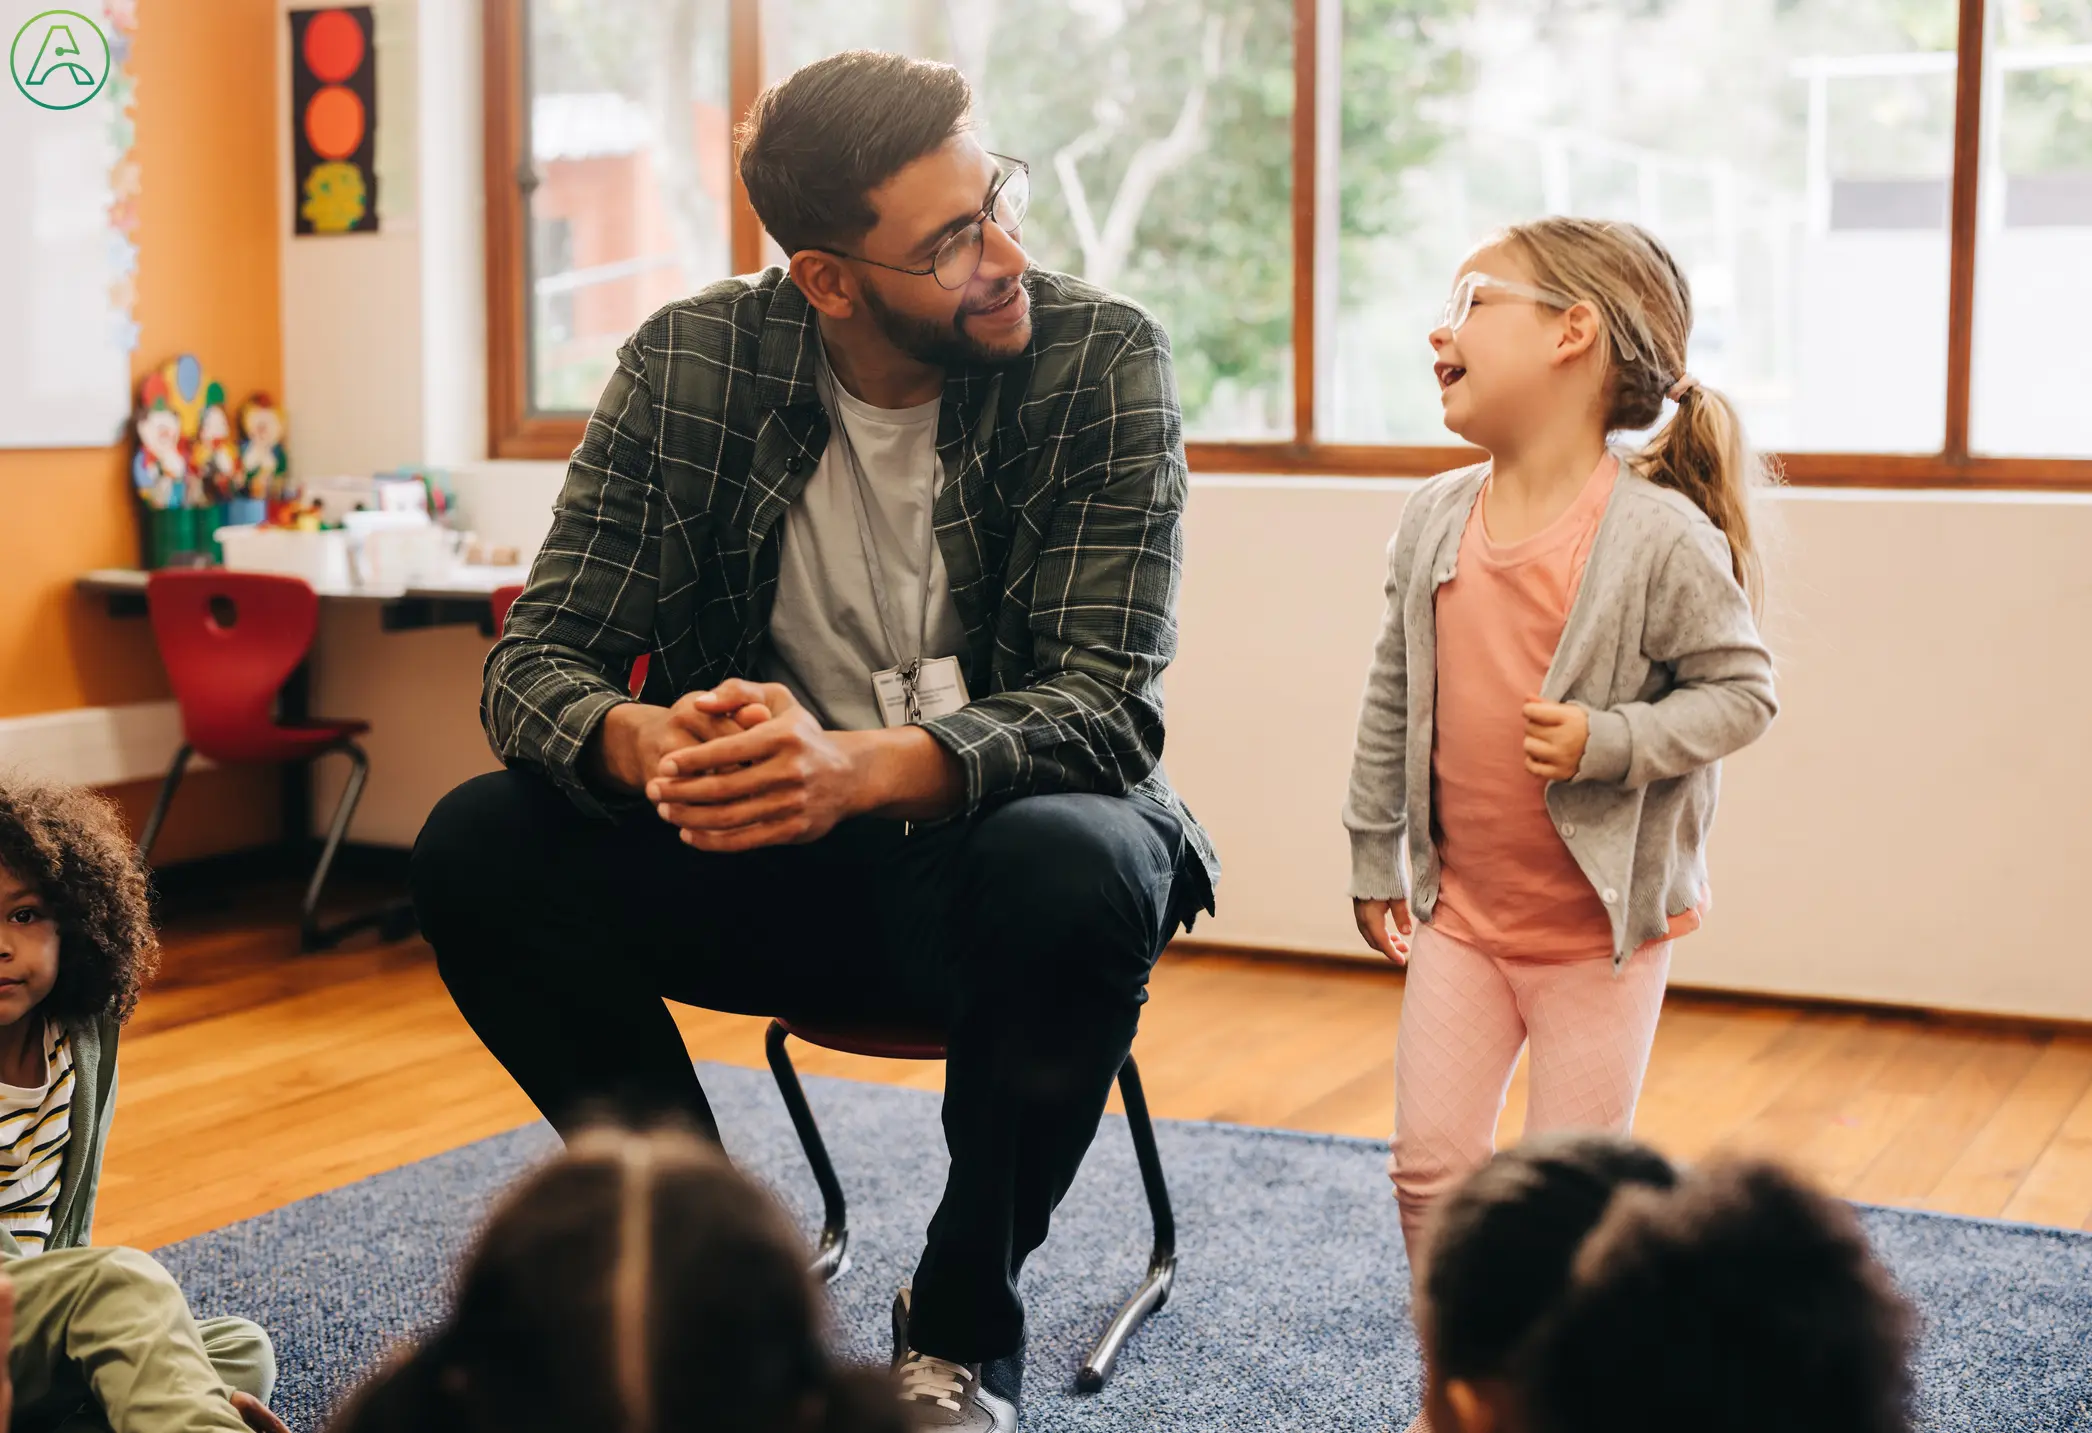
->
xmin=328 ymin=1123 xmax=909 ymax=1433
xmin=1416 ymin=1135 xmax=1914 ymax=1433
xmin=0 ymin=772 xmax=286 ymax=1432
xmin=1341 ymin=216 xmax=1779 ymax=1368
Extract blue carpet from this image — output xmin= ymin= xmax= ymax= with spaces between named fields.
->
xmin=154 ymin=1063 xmax=2092 ymax=1431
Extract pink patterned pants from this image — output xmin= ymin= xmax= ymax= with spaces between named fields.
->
xmin=1391 ymin=922 xmax=1672 ymax=1266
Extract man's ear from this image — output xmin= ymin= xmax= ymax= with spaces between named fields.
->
xmin=788 ymin=250 xmax=857 ymax=321
xmin=1443 ymin=1377 xmax=1512 ymax=1433
xmin=1553 ymin=299 xmax=1603 ymax=367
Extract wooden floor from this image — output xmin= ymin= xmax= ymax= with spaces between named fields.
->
xmin=93 ymin=886 xmax=2092 ymax=1252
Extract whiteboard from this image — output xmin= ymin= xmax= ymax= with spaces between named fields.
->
xmin=0 ymin=0 xmax=133 ymax=449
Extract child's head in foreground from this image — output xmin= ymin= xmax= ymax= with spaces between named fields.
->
xmin=328 ymin=1123 xmax=910 ymax=1433
xmin=1419 ymin=1132 xmax=1916 ymax=1433
xmin=0 ymin=772 xmax=158 ymax=1033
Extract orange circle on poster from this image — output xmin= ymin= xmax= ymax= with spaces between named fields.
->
xmin=305 ymin=85 xmax=366 ymax=160
xmin=303 ymin=10 xmax=365 ymax=82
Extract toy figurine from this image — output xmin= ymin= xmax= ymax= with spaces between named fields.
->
xmin=132 ymin=355 xmax=229 ymax=510
xmin=196 ymin=399 xmax=240 ymax=504
xmin=238 ymin=394 xmax=289 ymax=502
xmin=131 ymin=400 xmax=187 ymax=510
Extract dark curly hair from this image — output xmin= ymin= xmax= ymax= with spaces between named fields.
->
xmin=0 ymin=771 xmax=159 ymax=1024
xmin=1525 ymin=1156 xmax=1917 ymax=1433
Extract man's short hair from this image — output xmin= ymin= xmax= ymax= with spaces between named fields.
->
xmin=735 ymin=51 xmax=974 ymax=259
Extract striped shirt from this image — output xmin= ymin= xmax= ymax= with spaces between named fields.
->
xmin=0 ymin=1022 xmax=73 ymax=1253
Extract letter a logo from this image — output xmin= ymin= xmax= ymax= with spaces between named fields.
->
xmin=10 ymin=11 xmax=112 ymax=111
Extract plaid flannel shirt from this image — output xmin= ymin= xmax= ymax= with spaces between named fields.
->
xmin=486 ymin=266 xmax=1218 ymax=913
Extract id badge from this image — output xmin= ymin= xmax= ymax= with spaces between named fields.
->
xmin=872 ymin=655 xmax=971 ymax=727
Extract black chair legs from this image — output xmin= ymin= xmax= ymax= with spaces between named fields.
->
xmin=765 ymin=1019 xmax=851 ymax=1282
xmin=300 ymin=741 xmax=417 ymax=952
xmin=1078 ymin=1055 xmax=1177 ymax=1391
xmin=139 ymin=739 xmax=415 ymax=953
xmin=137 ymin=745 xmax=193 ymax=861
xmin=764 ymin=1023 xmax=1177 ymax=1391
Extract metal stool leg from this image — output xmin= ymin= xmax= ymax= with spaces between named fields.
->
xmin=766 ymin=1020 xmax=851 ymax=1283
xmin=138 ymin=745 xmax=193 ymax=861
xmin=1078 ymin=1053 xmax=1178 ymax=1392
xmin=300 ymin=741 xmax=421 ymax=952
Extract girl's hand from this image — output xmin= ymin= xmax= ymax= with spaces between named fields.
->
xmin=1354 ymin=898 xmax=1413 ymax=966
xmin=1522 ymin=698 xmax=1590 ymax=781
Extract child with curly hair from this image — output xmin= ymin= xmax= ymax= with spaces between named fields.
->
xmin=0 ymin=772 xmax=288 ymax=1433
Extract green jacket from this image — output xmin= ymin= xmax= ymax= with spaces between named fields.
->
xmin=487 ymin=267 xmax=1218 ymax=916
xmin=0 ymin=1016 xmax=120 ymax=1259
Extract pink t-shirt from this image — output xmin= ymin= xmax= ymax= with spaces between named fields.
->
xmin=1430 ymin=455 xmax=1701 ymax=961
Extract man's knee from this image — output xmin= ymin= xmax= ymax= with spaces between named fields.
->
xmin=963 ymin=796 xmax=1178 ymax=992
xmin=411 ymin=769 xmax=564 ymax=940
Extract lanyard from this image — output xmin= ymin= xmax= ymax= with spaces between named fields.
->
xmin=817 ymin=357 xmax=942 ymax=715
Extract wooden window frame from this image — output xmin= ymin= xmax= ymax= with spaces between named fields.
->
xmin=484 ymin=0 xmax=2092 ymax=488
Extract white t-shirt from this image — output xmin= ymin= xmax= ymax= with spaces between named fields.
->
xmin=757 ymin=360 xmax=969 ymax=731
xmin=0 ymin=1021 xmax=73 ymax=1253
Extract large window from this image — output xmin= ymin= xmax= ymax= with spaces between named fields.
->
xmin=486 ymin=0 xmax=2092 ymax=486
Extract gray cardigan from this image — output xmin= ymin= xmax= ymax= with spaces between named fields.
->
xmin=1343 ymin=460 xmax=1778 ymax=966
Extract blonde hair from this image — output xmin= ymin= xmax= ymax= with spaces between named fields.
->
xmin=1497 ymin=216 xmax=1774 ymax=611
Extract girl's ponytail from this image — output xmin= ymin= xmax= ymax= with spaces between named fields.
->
xmin=1637 ymin=378 xmax=1768 ymax=614
xmin=1498 ymin=216 xmax=1778 ymax=615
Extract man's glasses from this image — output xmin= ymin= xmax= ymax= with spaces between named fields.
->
xmin=1438 ymin=271 xmax=1576 ymax=335
xmin=816 ymin=155 xmax=1030 ymax=290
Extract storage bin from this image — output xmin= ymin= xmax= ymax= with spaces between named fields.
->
xmin=216 ymin=524 xmax=355 ymax=589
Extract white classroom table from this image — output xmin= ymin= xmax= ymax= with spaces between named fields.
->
xmin=76 ymin=565 xmax=531 ymax=635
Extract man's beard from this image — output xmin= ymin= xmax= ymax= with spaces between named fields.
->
xmin=862 ymin=275 xmax=1029 ymax=368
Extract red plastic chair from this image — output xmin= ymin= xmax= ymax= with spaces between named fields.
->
xmin=491 ymin=582 xmax=650 ymax=695
xmin=488 ymin=583 xmax=523 ymax=638
xmin=140 ymin=571 xmax=407 ymax=951
xmin=765 ymin=1017 xmax=1175 ymax=1391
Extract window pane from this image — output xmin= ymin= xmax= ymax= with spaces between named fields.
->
xmin=762 ymin=0 xmax=1296 ymax=439
xmin=527 ymin=0 xmax=732 ymax=413
xmin=1971 ymin=6 xmax=2092 ymax=458
xmin=1330 ymin=0 xmax=1960 ymax=453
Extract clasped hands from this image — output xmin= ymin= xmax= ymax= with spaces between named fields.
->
xmin=1351 ymin=697 xmax=1590 ymax=967
xmin=611 ymin=679 xmax=861 ymax=853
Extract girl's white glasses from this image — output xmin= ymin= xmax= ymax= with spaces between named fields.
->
xmin=1438 ymin=271 xmax=1576 ymax=334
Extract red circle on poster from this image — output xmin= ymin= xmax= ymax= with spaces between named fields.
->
xmin=305 ymin=85 xmax=366 ymax=160
xmin=303 ymin=10 xmax=366 ymax=82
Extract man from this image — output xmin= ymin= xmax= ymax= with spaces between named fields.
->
xmin=411 ymin=50 xmax=1217 ymax=1432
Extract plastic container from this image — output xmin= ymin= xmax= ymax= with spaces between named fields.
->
xmin=215 ymin=523 xmax=355 ymax=590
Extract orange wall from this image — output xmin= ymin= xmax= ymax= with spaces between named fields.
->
xmin=0 ymin=0 xmax=286 ymax=856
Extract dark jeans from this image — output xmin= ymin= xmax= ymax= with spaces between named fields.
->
xmin=410 ymin=768 xmax=1192 ymax=1364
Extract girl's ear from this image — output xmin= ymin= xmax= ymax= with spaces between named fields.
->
xmin=788 ymin=251 xmax=858 ymax=321
xmin=1553 ymin=300 xmax=1603 ymax=367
